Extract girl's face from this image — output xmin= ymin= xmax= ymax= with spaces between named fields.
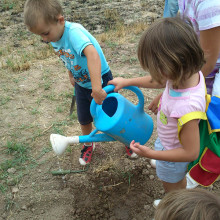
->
xmin=29 ymin=16 xmax=65 ymax=43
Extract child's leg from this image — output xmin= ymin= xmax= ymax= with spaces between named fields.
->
xmin=79 ymin=122 xmax=95 ymax=165
xmin=74 ymin=84 xmax=94 ymax=165
xmin=79 ymin=121 xmax=94 ymax=166
xmin=162 ymin=176 xmax=187 ymax=193
xmin=80 ymin=122 xmax=93 ymax=145
xmin=153 ymin=176 xmax=187 ymax=208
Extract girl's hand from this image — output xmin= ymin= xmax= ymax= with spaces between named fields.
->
xmin=130 ymin=140 xmax=153 ymax=158
xmin=108 ymin=77 xmax=127 ymax=92
xmin=148 ymin=92 xmax=162 ymax=114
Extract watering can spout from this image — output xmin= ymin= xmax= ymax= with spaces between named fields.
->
xmin=50 ymin=133 xmax=115 ymax=156
xmin=50 ymin=134 xmax=79 ymax=155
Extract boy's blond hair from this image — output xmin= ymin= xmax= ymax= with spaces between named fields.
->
xmin=155 ymin=188 xmax=220 ymax=220
xmin=138 ymin=17 xmax=205 ymax=87
xmin=24 ymin=0 xmax=63 ymax=28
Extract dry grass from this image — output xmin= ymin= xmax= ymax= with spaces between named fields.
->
xmin=96 ymin=22 xmax=148 ymax=44
xmin=0 ymin=19 xmax=148 ymax=73
xmin=93 ymin=156 xmax=119 ymax=174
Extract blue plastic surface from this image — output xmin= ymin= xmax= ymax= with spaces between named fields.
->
xmin=89 ymin=85 xmax=154 ymax=146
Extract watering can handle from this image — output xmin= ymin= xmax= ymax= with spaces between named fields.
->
xmin=90 ymin=84 xmax=145 ymax=117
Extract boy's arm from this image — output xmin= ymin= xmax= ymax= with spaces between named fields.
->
xmin=83 ymin=45 xmax=106 ymax=104
xmin=68 ymin=70 xmax=75 ymax=87
xmin=130 ymin=119 xmax=200 ymax=162
xmin=200 ymin=27 xmax=220 ymax=77
xmin=108 ymin=76 xmax=164 ymax=92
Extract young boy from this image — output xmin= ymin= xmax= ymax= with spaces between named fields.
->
xmin=24 ymin=0 xmax=137 ymax=165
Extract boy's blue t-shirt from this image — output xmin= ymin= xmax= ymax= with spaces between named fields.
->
xmin=51 ymin=21 xmax=110 ymax=89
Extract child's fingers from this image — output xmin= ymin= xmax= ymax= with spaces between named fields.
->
xmin=130 ymin=140 xmax=135 ymax=144
xmin=130 ymin=141 xmax=140 ymax=150
xmin=130 ymin=144 xmax=138 ymax=153
xmin=149 ymin=104 xmax=158 ymax=115
xmin=107 ymin=80 xmax=113 ymax=86
xmin=152 ymin=108 xmax=158 ymax=115
xmin=148 ymin=102 xmax=154 ymax=111
xmin=130 ymin=140 xmax=136 ymax=149
xmin=148 ymin=102 xmax=153 ymax=110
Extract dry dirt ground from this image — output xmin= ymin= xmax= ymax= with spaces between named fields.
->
xmin=0 ymin=1 xmax=219 ymax=220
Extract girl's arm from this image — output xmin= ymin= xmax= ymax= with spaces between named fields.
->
xmin=148 ymin=92 xmax=163 ymax=115
xmin=108 ymin=76 xmax=164 ymax=92
xmin=200 ymin=27 xmax=220 ymax=77
xmin=130 ymin=119 xmax=200 ymax=162
xmin=83 ymin=45 xmax=107 ymax=104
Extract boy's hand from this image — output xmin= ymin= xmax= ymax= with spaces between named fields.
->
xmin=91 ymin=88 xmax=107 ymax=105
xmin=68 ymin=70 xmax=75 ymax=87
xmin=108 ymin=77 xmax=127 ymax=92
xmin=130 ymin=140 xmax=152 ymax=158
xmin=69 ymin=77 xmax=75 ymax=87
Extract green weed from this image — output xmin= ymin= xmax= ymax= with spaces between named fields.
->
xmin=4 ymin=142 xmax=29 ymax=163
xmin=60 ymin=91 xmax=73 ymax=99
xmin=43 ymin=93 xmax=57 ymax=101
xmin=0 ymin=96 xmax=11 ymax=106
xmin=52 ymin=126 xmax=64 ymax=135
xmin=69 ymin=112 xmax=77 ymax=120
xmin=121 ymin=170 xmax=133 ymax=186
xmin=105 ymin=40 xmax=118 ymax=48
xmin=1 ymin=0 xmax=15 ymax=11
xmin=5 ymin=194 xmax=16 ymax=211
xmin=43 ymin=81 xmax=52 ymax=90
xmin=0 ymin=142 xmax=31 ymax=194
xmin=30 ymin=107 xmax=40 ymax=115
xmin=56 ymin=106 xmax=64 ymax=113
xmin=0 ymin=184 xmax=7 ymax=193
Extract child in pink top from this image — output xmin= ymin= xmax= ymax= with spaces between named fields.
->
xmin=109 ymin=17 xmax=206 ymax=203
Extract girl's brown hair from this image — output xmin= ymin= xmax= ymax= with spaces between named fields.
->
xmin=24 ymin=0 xmax=63 ymax=28
xmin=138 ymin=17 xmax=205 ymax=87
xmin=155 ymin=188 xmax=220 ymax=220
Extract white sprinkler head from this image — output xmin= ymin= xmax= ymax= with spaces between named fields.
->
xmin=50 ymin=134 xmax=79 ymax=155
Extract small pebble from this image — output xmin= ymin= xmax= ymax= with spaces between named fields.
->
xmin=7 ymin=168 xmax=16 ymax=174
xmin=21 ymin=205 xmax=27 ymax=210
xmin=12 ymin=187 xmax=19 ymax=193
xmin=149 ymin=175 xmax=155 ymax=180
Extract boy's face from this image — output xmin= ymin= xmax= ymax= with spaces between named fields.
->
xmin=29 ymin=16 xmax=65 ymax=43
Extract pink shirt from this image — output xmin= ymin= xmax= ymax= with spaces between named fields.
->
xmin=157 ymin=71 xmax=206 ymax=150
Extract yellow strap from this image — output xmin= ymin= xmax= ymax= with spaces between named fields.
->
xmin=206 ymin=94 xmax=211 ymax=112
xmin=178 ymin=111 xmax=207 ymax=143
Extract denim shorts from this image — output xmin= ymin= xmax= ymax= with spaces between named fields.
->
xmin=75 ymin=70 xmax=113 ymax=125
xmin=154 ymin=138 xmax=189 ymax=183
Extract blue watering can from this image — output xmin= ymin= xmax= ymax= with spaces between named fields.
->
xmin=50 ymin=85 xmax=154 ymax=155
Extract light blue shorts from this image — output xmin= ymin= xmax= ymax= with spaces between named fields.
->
xmin=154 ymin=138 xmax=189 ymax=183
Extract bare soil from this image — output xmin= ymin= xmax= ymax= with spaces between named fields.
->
xmin=0 ymin=1 xmax=219 ymax=220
